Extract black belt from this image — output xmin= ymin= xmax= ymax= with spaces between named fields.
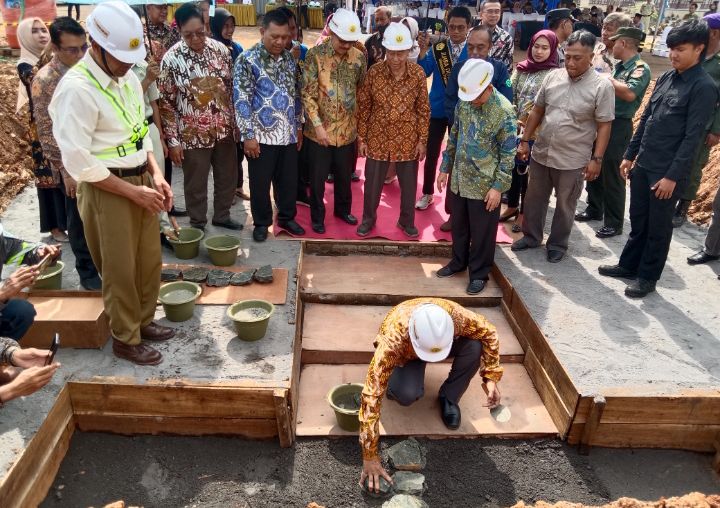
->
xmin=108 ymin=162 xmax=148 ymax=178
xmin=146 ymin=115 xmax=154 ymax=126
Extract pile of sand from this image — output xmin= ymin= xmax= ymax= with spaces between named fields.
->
xmin=512 ymin=492 xmax=720 ymax=508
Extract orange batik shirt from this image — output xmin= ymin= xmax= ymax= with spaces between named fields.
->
xmin=358 ymin=298 xmax=504 ymax=460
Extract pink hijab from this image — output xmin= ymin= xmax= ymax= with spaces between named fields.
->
xmin=515 ymin=29 xmax=559 ymax=73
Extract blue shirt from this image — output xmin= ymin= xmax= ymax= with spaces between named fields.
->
xmin=444 ymin=57 xmax=513 ymax=126
xmin=418 ymin=42 xmax=469 ymax=119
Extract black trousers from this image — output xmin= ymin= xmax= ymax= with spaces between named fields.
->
xmin=61 ymin=180 xmax=99 ymax=282
xmin=618 ymin=166 xmax=686 ymax=281
xmin=506 ymin=141 xmax=532 ymax=211
xmin=447 ymin=190 xmax=500 ymax=281
xmin=236 ymin=143 xmax=245 ymax=188
xmin=306 ymin=139 xmax=353 ymax=225
xmin=387 ymin=337 xmax=483 ymax=405
xmin=0 ymin=299 xmax=36 ymax=342
xmin=421 ymin=118 xmax=449 ymax=196
xmin=297 ymin=139 xmax=310 ymax=201
xmin=248 ymin=143 xmax=298 ymax=227
xmin=164 ymin=156 xmax=173 ymax=185
xmin=361 ymin=159 xmax=417 ymax=228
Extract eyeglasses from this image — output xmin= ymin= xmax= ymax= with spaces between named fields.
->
xmin=448 ymin=24 xmax=467 ymax=32
xmin=181 ymin=30 xmax=206 ymax=40
xmin=58 ymin=43 xmax=88 ymax=55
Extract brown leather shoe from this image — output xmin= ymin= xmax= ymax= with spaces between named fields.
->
xmin=440 ymin=219 xmax=452 ymax=232
xmin=112 ymin=339 xmax=163 ymax=365
xmin=140 ymin=322 xmax=176 ymax=342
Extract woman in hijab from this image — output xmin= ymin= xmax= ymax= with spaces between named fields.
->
xmin=16 ymin=17 xmax=68 ymax=243
xmin=401 ymin=16 xmax=420 ymax=63
xmin=210 ymin=8 xmax=244 ymax=62
xmin=502 ymin=29 xmax=558 ymax=232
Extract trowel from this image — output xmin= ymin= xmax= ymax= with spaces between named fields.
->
xmin=482 ymin=382 xmax=511 ymax=422
xmin=169 ymin=216 xmax=182 ymax=240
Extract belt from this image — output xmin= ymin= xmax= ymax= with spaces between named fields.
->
xmin=146 ymin=115 xmax=154 ymax=126
xmin=108 ymin=162 xmax=148 ymax=178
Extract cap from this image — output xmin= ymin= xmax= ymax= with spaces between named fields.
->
xmin=458 ymin=59 xmax=494 ymax=102
xmin=408 ymin=304 xmax=454 ymax=363
xmin=705 ymin=12 xmax=720 ymax=29
xmin=86 ymin=1 xmax=147 ymax=65
xmin=382 ymin=22 xmax=413 ymax=51
xmin=609 ymin=26 xmax=646 ymax=42
xmin=546 ymin=8 xmax=576 ymax=24
xmin=328 ymin=8 xmax=362 ymax=42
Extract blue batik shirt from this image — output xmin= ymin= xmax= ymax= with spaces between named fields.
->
xmin=233 ymin=43 xmax=302 ymax=145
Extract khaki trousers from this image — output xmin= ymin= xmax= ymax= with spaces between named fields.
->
xmin=78 ymin=173 xmax=161 ymax=345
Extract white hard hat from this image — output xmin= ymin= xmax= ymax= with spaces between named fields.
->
xmin=328 ymin=8 xmax=362 ymax=41
xmin=458 ymin=59 xmax=494 ymax=102
xmin=86 ymin=1 xmax=147 ymax=64
xmin=145 ymin=0 xmax=168 ymax=5
xmin=408 ymin=304 xmax=454 ymax=362
xmin=382 ymin=22 xmax=413 ymax=51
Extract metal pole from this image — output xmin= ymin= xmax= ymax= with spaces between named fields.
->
xmin=651 ymin=0 xmax=667 ymax=51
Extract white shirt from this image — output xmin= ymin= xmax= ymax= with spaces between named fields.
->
xmin=49 ymin=52 xmax=153 ymax=183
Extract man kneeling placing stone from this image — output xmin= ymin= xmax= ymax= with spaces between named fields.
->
xmin=359 ymin=297 xmax=503 ymax=492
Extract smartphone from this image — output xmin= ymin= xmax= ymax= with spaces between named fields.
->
xmin=36 ymin=253 xmax=53 ymax=274
xmin=45 ymin=333 xmax=60 ymax=366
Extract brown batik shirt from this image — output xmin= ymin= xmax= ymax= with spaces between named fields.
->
xmin=358 ymin=298 xmax=503 ymax=460
xmin=357 ymin=61 xmax=430 ymax=162
xmin=145 ymin=20 xmax=181 ymax=61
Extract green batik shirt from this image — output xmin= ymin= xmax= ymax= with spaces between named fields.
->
xmin=613 ymin=54 xmax=651 ymax=119
xmin=702 ymin=52 xmax=720 ymax=134
xmin=440 ymin=90 xmax=516 ymax=200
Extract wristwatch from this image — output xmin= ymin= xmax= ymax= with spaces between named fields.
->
xmin=591 ymin=156 xmax=603 ymax=162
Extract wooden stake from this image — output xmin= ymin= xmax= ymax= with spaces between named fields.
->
xmin=578 ymin=395 xmax=606 ymax=455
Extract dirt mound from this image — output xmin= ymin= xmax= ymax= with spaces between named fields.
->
xmin=513 ymin=492 xmax=720 ymax=508
xmin=0 ymin=59 xmax=33 ymax=215
xmin=633 ymin=81 xmax=718 ymax=226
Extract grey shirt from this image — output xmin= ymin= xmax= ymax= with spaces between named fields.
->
xmin=532 ymin=67 xmax=615 ymax=170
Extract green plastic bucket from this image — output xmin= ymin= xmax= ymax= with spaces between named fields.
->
xmin=327 ymin=383 xmax=364 ymax=432
xmin=226 ymin=299 xmax=274 ymax=341
xmin=204 ymin=235 xmax=241 ymax=266
xmin=33 ymin=261 xmax=64 ymax=290
xmin=158 ymin=281 xmax=202 ymax=322
xmin=167 ymin=227 xmax=204 ymax=259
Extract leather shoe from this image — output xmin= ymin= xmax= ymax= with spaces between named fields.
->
xmin=141 ymin=322 xmax=176 ymax=342
xmin=547 ymin=250 xmax=564 ymax=263
xmin=253 ymin=226 xmax=268 ymax=242
xmin=396 ymin=222 xmax=419 ymax=238
xmin=212 ymin=219 xmax=244 ymax=231
xmin=356 ymin=223 xmax=373 ymax=237
xmin=687 ymin=250 xmax=720 ymax=265
xmin=112 ymin=339 xmax=162 ymax=366
xmin=436 ymin=265 xmax=462 ymax=278
xmin=625 ymin=278 xmax=656 ymax=299
xmin=278 ymin=220 xmax=305 ymax=236
xmin=311 ymin=222 xmax=325 ymax=234
xmin=334 ymin=213 xmax=358 ymax=225
xmin=439 ymin=396 xmax=461 ymax=430
xmin=80 ymin=276 xmax=102 ymax=291
xmin=575 ymin=210 xmax=602 ymax=222
xmin=598 ymin=264 xmax=636 ymax=279
xmin=595 ymin=226 xmax=622 ymax=238
xmin=439 ymin=219 xmax=452 ymax=232
xmin=511 ymin=237 xmax=536 ymax=251
xmin=169 ymin=207 xmax=188 ymax=217
xmin=466 ymin=279 xmax=486 ymax=294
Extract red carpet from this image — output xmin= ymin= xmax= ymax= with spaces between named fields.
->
xmin=273 ymin=158 xmax=515 ymax=244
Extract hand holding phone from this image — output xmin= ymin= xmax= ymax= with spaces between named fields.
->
xmin=45 ymin=333 xmax=60 ymax=366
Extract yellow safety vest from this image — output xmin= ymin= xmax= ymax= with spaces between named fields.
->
xmin=76 ymin=62 xmax=149 ymax=160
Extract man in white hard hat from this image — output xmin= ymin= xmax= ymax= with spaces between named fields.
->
xmin=359 ymin=297 xmax=503 ymax=493
xmin=437 ymin=59 xmax=516 ymax=295
xmin=301 ymin=9 xmax=366 ymax=234
xmin=49 ymin=0 xmax=175 ymax=366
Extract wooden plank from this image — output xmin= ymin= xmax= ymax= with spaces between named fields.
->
xmin=162 ymin=264 xmax=288 ymax=305
xmin=74 ymin=413 xmax=278 ymax=439
xmin=0 ymin=386 xmax=74 ymax=507
xmin=578 ymin=395 xmax=606 ymax=455
xmin=68 ymin=382 xmax=277 ymax=419
xmin=523 ymin=348 xmax=573 ymax=437
xmin=274 ymin=389 xmax=293 ymax=448
xmin=572 ymin=394 xmax=720 ymax=425
xmin=301 ymin=304 xmax=525 ymax=365
xmin=300 ymin=254 xmax=502 ymax=306
xmin=296 ymin=364 xmax=558 ymax=437
xmin=289 ymin=250 xmax=305 ymax=441
xmin=568 ymin=423 xmax=720 ymax=452
xmin=490 ymin=264 xmax=513 ymax=301
xmin=711 ymin=434 xmax=720 ymax=474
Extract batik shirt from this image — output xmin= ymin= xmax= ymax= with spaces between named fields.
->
xmin=301 ymin=39 xmax=366 ymax=147
xmin=441 ymin=91 xmax=516 ymax=200
xmin=146 ymin=20 xmax=181 ymax=60
xmin=489 ymin=25 xmax=514 ymax=70
xmin=357 ymin=61 xmax=430 ymax=161
xmin=31 ymin=56 xmax=71 ymax=179
xmin=158 ymin=38 xmax=236 ymax=150
xmin=511 ymin=68 xmax=552 ymax=127
xmin=359 ymin=298 xmax=504 ymax=460
xmin=233 ymin=43 xmax=302 ymax=146
xmin=592 ymin=41 xmax=616 ymax=75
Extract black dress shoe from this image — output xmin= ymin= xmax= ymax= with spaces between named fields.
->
xmin=253 ymin=226 xmax=268 ymax=242
xmin=511 ymin=237 xmax=536 ymax=251
xmin=575 ymin=210 xmax=602 ymax=222
xmin=687 ymin=250 xmax=720 ymax=265
xmin=436 ymin=265 xmax=462 ymax=278
xmin=80 ymin=276 xmax=102 ymax=291
xmin=439 ymin=396 xmax=461 ymax=430
xmin=311 ymin=222 xmax=325 ymax=234
xmin=625 ymin=278 xmax=656 ymax=298
xmin=160 ymin=233 xmax=173 ymax=251
xmin=169 ymin=207 xmax=188 ymax=217
xmin=466 ymin=279 xmax=486 ymax=294
xmin=278 ymin=220 xmax=305 ymax=236
xmin=547 ymin=250 xmax=564 ymax=263
xmin=212 ymin=219 xmax=244 ymax=230
xmin=334 ymin=213 xmax=358 ymax=225
xmin=595 ymin=226 xmax=622 ymax=238
xmin=598 ymin=264 xmax=637 ymax=279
